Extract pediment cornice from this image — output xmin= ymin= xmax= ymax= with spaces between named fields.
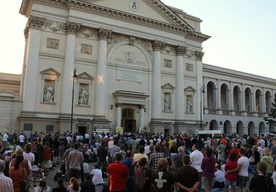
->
xmin=20 ymin=0 xmax=210 ymax=42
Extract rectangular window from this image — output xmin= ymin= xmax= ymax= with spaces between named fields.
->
xmin=23 ymin=123 xmax=33 ymax=131
xmin=46 ymin=125 xmax=54 ymax=132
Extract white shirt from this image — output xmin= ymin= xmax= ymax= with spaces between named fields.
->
xmin=19 ymin=134 xmax=25 ymax=142
xmin=82 ymin=162 xmax=90 ymax=174
xmin=3 ymin=133 xmax=8 ymax=141
xmin=91 ymin=168 xmax=104 ymax=185
xmin=190 ymin=149 xmax=204 ymax=172
xmin=237 ymin=156 xmax=249 ymax=177
xmin=272 ymin=172 xmax=276 ymax=186
xmin=257 ymin=146 xmax=263 ymax=157
xmin=215 ymin=170 xmax=225 ymax=183
xmin=23 ymin=152 xmax=35 ymax=165
xmin=85 ymin=133 xmax=90 ymax=139
xmin=259 ymin=139 xmax=265 ymax=148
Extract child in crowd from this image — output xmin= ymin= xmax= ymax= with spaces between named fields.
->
xmin=90 ymin=164 xmax=104 ymax=185
xmin=213 ymin=164 xmax=225 ymax=189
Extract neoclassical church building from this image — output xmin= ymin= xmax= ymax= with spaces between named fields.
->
xmin=0 ymin=0 xmax=275 ymax=136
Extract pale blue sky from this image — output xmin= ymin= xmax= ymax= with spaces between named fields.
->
xmin=1 ymin=1 xmax=275 ymax=79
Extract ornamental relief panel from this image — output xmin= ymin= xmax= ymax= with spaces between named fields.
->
xmin=78 ymin=27 xmax=98 ymax=39
xmin=46 ymin=38 xmax=59 ymax=50
xmin=43 ymin=21 xmax=66 ymax=33
xmin=81 ymin=44 xmax=92 ymax=55
xmin=163 ymin=45 xmax=176 ymax=55
xmin=108 ymin=34 xmax=128 ymax=46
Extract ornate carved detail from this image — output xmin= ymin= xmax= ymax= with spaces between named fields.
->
xmin=66 ymin=22 xmax=81 ymax=35
xmin=185 ymin=50 xmax=194 ymax=59
xmin=195 ymin=51 xmax=204 ymax=61
xmin=129 ymin=37 xmax=135 ymax=46
xmin=28 ymin=16 xmax=46 ymax=30
xmin=152 ymin=40 xmax=166 ymax=51
xmin=46 ymin=38 xmax=59 ymax=50
xmin=78 ymin=27 xmax=98 ymax=39
xmin=108 ymin=34 xmax=127 ymax=45
xmin=98 ymin=28 xmax=112 ymax=41
xmin=163 ymin=45 xmax=176 ymax=54
xmin=175 ymin=46 xmax=187 ymax=56
xmin=44 ymin=21 xmax=66 ymax=33
xmin=81 ymin=44 xmax=92 ymax=55
xmin=136 ymin=39 xmax=153 ymax=55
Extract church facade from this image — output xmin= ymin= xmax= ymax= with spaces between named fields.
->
xmin=1 ymin=0 xmax=273 ymax=136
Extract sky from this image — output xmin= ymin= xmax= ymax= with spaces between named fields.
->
xmin=1 ymin=1 xmax=276 ymax=79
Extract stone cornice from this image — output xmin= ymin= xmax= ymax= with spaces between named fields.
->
xmin=0 ymin=80 xmax=21 ymax=86
xmin=186 ymin=31 xmax=211 ymax=43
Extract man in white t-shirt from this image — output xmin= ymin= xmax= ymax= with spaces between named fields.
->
xmin=190 ymin=143 xmax=204 ymax=191
xmin=90 ymin=164 xmax=104 ymax=185
xmin=227 ymin=148 xmax=249 ymax=190
xmin=18 ymin=133 xmax=25 ymax=147
xmin=2 ymin=133 xmax=9 ymax=149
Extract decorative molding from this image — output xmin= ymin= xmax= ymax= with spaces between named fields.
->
xmin=77 ymin=72 xmax=94 ymax=81
xmin=136 ymin=39 xmax=153 ymax=55
xmin=98 ymin=28 xmax=112 ymax=41
xmin=184 ymin=86 xmax=196 ymax=93
xmin=81 ymin=44 xmax=92 ymax=55
xmin=44 ymin=20 xmax=66 ymax=33
xmin=40 ymin=68 xmax=61 ymax=77
xmin=152 ymin=40 xmax=166 ymax=51
xmin=108 ymin=33 xmax=128 ymax=45
xmin=46 ymin=38 xmax=59 ymax=50
xmin=163 ymin=45 xmax=176 ymax=55
xmin=78 ymin=27 xmax=98 ymax=39
xmin=195 ymin=51 xmax=204 ymax=61
xmin=161 ymin=83 xmax=175 ymax=90
xmin=66 ymin=21 xmax=81 ymax=35
xmin=175 ymin=45 xmax=186 ymax=56
xmin=27 ymin=16 xmax=46 ymax=30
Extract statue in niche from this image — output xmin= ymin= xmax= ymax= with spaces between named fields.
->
xmin=79 ymin=88 xmax=89 ymax=105
xmin=43 ymin=84 xmax=54 ymax=103
xmin=164 ymin=94 xmax=171 ymax=111
xmin=186 ymin=99 xmax=193 ymax=112
xmin=132 ymin=1 xmax=137 ymax=9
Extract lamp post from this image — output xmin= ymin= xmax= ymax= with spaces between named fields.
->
xmin=200 ymin=85 xmax=205 ymax=130
xmin=70 ymin=68 xmax=77 ymax=134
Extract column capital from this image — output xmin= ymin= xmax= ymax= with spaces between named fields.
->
xmin=175 ymin=46 xmax=187 ymax=56
xmin=66 ymin=22 xmax=81 ymax=35
xmin=98 ymin=28 xmax=112 ymax=40
xmin=27 ymin=16 xmax=46 ymax=30
xmin=195 ymin=51 xmax=204 ymax=61
xmin=115 ymin=103 xmax=123 ymax=107
xmin=152 ymin=40 xmax=166 ymax=51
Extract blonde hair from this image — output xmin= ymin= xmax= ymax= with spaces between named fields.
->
xmin=263 ymin=147 xmax=270 ymax=156
xmin=15 ymin=148 xmax=23 ymax=156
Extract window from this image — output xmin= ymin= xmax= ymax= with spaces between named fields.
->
xmin=24 ymin=123 xmax=33 ymax=131
xmin=46 ymin=125 xmax=54 ymax=132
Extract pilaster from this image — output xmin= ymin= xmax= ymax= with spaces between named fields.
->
xmin=195 ymin=51 xmax=204 ymax=122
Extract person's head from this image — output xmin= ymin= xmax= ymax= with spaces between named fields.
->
xmin=14 ymin=148 xmax=24 ymax=156
xmin=120 ymin=144 xmax=126 ymax=151
xmin=178 ymin=146 xmax=184 ymax=153
xmin=114 ymin=152 xmax=123 ymax=161
xmin=138 ymin=145 xmax=145 ymax=153
xmin=15 ymin=155 xmax=24 ymax=170
xmin=257 ymin=162 xmax=267 ymax=175
xmin=0 ymin=159 xmax=5 ymax=172
xmin=125 ymin=150 xmax=132 ymax=158
xmin=154 ymin=145 xmax=161 ymax=152
xmin=157 ymin=158 xmax=169 ymax=171
xmin=182 ymin=155 xmax=191 ymax=165
xmin=39 ymin=179 xmax=47 ymax=189
xmin=85 ymin=174 xmax=92 ymax=181
xmin=69 ymin=177 xmax=79 ymax=191
xmin=252 ymin=145 xmax=258 ymax=151
xmin=229 ymin=153 xmax=237 ymax=161
xmin=205 ymin=148 xmax=213 ymax=157
xmin=263 ymin=147 xmax=270 ymax=156
xmin=138 ymin=157 xmax=147 ymax=167
xmin=238 ymin=148 xmax=245 ymax=156
xmin=94 ymin=164 xmax=100 ymax=169
xmin=192 ymin=144 xmax=199 ymax=151
xmin=74 ymin=142 xmax=80 ymax=150
xmin=25 ymin=143 xmax=32 ymax=153
xmin=57 ymin=178 xmax=64 ymax=188
xmin=216 ymin=164 xmax=221 ymax=170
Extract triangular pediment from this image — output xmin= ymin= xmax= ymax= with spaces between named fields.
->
xmin=40 ymin=68 xmax=61 ymax=76
xmin=77 ymin=72 xmax=94 ymax=80
xmin=88 ymin=0 xmax=194 ymax=31
xmin=184 ymin=86 xmax=196 ymax=92
xmin=161 ymin=83 xmax=175 ymax=90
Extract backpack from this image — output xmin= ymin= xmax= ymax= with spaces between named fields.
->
xmin=134 ymin=165 xmax=146 ymax=189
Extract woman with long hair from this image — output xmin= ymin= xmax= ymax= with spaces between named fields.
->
xmin=9 ymin=155 xmax=27 ymax=192
xmin=133 ymin=157 xmax=153 ymax=192
xmin=224 ymin=153 xmax=238 ymax=192
xmin=67 ymin=177 xmax=81 ymax=192
xmin=34 ymin=179 xmax=51 ymax=192
xmin=261 ymin=147 xmax=273 ymax=177
xmin=249 ymin=162 xmax=273 ymax=192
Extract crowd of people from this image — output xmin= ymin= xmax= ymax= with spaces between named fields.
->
xmin=1 ymin=130 xmax=276 ymax=192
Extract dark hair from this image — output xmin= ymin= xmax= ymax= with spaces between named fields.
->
xmin=182 ymin=155 xmax=190 ymax=165
xmin=157 ymin=158 xmax=169 ymax=171
xmin=74 ymin=143 xmax=80 ymax=150
xmin=154 ymin=145 xmax=161 ymax=152
xmin=138 ymin=145 xmax=145 ymax=153
xmin=138 ymin=157 xmax=147 ymax=167
xmin=39 ymin=179 xmax=47 ymax=191
xmin=229 ymin=153 xmax=237 ymax=161
xmin=57 ymin=178 xmax=64 ymax=188
xmin=15 ymin=155 xmax=24 ymax=170
xmin=125 ymin=150 xmax=132 ymax=158
xmin=239 ymin=148 xmax=245 ymax=155
xmin=70 ymin=177 xmax=79 ymax=191
xmin=115 ymin=152 xmax=123 ymax=161
xmin=205 ymin=148 xmax=213 ymax=157
xmin=25 ymin=143 xmax=32 ymax=153
xmin=193 ymin=144 xmax=199 ymax=149
xmin=85 ymin=174 xmax=92 ymax=181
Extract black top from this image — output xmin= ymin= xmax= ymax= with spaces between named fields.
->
xmin=80 ymin=180 xmax=96 ymax=192
xmin=249 ymin=175 xmax=273 ymax=192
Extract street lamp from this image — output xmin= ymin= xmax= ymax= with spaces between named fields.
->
xmin=200 ymin=85 xmax=205 ymax=130
xmin=70 ymin=68 xmax=78 ymax=134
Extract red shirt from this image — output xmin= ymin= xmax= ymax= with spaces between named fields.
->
xmin=43 ymin=146 xmax=52 ymax=160
xmin=224 ymin=160 xmax=238 ymax=181
xmin=107 ymin=161 xmax=129 ymax=191
xmin=229 ymin=147 xmax=240 ymax=161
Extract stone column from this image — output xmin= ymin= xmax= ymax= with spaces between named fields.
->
xmin=95 ymin=28 xmax=112 ymax=117
xmin=152 ymin=40 xmax=165 ymax=119
xmin=215 ymin=80 xmax=222 ymax=115
xmin=175 ymin=46 xmax=186 ymax=120
xmin=139 ymin=105 xmax=145 ymax=129
xmin=195 ymin=51 xmax=204 ymax=120
xmin=228 ymin=83 xmax=234 ymax=115
xmin=251 ymin=91 xmax=256 ymax=113
xmin=116 ymin=103 xmax=122 ymax=127
xmin=22 ymin=16 xmax=45 ymax=112
xmin=240 ymin=84 xmax=246 ymax=116
xmin=61 ymin=22 xmax=80 ymax=115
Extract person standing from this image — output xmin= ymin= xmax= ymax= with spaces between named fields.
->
xmin=68 ymin=143 xmax=84 ymax=180
xmin=0 ymin=159 xmax=14 ymax=192
xmin=2 ymin=132 xmax=9 ymax=150
xmin=201 ymin=148 xmax=216 ymax=192
xmin=227 ymin=148 xmax=249 ymax=191
xmin=175 ymin=155 xmax=200 ymax=192
xmin=149 ymin=145 xmax=164 ymax=172
xmin=9 ymin=155 xmax=27 ymax=192
xmin=190 ymin=144 xmax=204 ymax=190
xmin=172 ymin=146 xmax=185 ymax=171
xmin=224 ymin=153 xmax=238 ymax=192
xmin=107 ymin=153 xmax=129 ymax=192
xmin=261 ymin=147 xmax=273 ymax=177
